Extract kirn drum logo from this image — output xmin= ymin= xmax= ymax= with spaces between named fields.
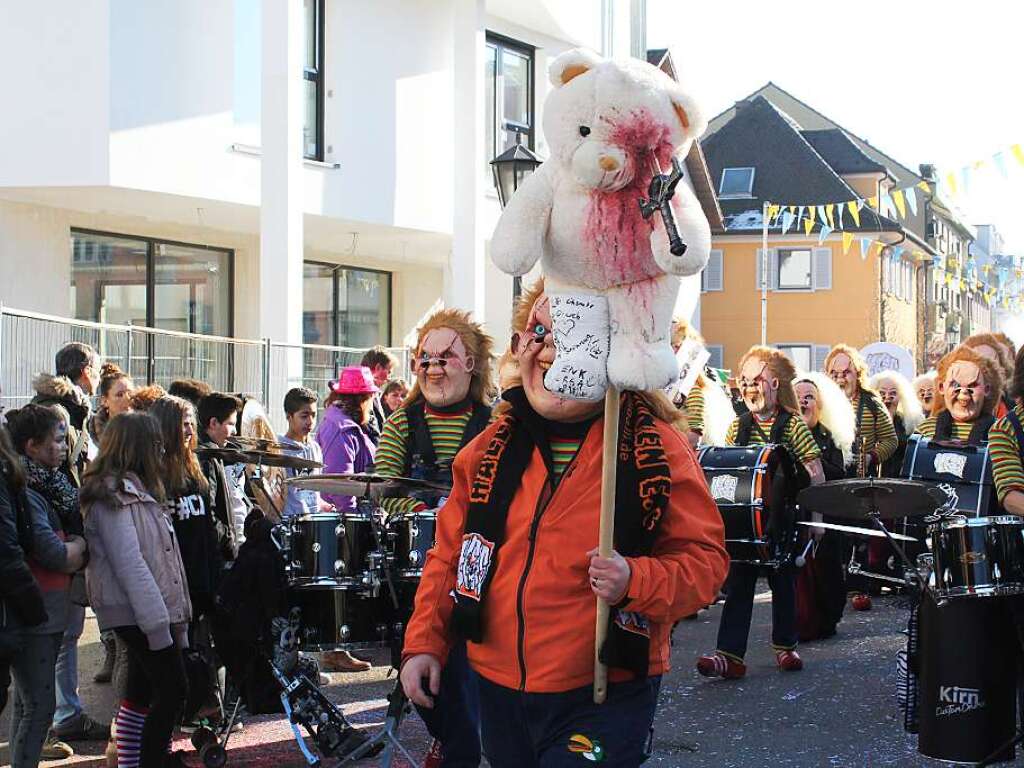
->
xmin=935 ymin=685 xmax=985 ymax=717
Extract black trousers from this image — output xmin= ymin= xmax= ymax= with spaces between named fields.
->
xmin=114 ymin=626 xmax=189 ymax=768
xmin=716 ymin=562 xmax=797 ymax=659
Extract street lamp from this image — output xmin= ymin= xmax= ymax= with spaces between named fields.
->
xmin=490 ymin=134 xmax=542 ymax=301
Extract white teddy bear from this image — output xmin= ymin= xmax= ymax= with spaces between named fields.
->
xmin=491 ymin=48 xmax=711 ymax=399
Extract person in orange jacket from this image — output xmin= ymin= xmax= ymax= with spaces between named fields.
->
xmin=400 ymin=281 xmax=729 ymax=767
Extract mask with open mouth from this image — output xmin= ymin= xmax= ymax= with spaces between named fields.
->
xmin=942 ymin=360 xmax=988 ymax=423
xmin=413 ymin=328 xmax=474 ymax=408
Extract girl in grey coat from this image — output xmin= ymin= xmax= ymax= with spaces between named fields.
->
xmin=82 ymin=412 xmax=192 ymax=768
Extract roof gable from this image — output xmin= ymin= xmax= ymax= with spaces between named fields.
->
xmin=801 ymin=129 xmax=886 ymax=175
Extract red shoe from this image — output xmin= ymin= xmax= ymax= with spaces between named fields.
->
xmin=423 ymin=738 xmax=443 ymax=768
xmin=775 ymin=649 xmax=803 ymax=672
xmin=696 ymin=652 xmax=746 ymax=679
xmin=851 ymin=594 xmax=873 ymax=611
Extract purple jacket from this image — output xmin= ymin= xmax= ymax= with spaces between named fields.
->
xmin=315 ymin=405 xmax=376 ymax=512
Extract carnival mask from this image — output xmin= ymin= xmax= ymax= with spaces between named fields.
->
xmin=916 ymin=383 xmax=935 ymax=414
xmin=794 ymin=381 xmax=820 ymax=430
xmin=876 ymin=378 xmax=899 ymax=418
xmin=413 ymin=328 xmax=474 ymax=408
xmin=739 ymin=358 xmax=779 ymax=417
xmin=513 ymin=295 xmax=602 ymax=423
xmin=941 ymin=361 xmax=988 ymax=423
xmin=827 ymin=353 xmax=857 ymax=399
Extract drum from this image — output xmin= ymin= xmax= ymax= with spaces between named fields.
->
xmin=917 ymin=592 xmax=1017 ymax=763
xmin=930 ymin=515 xmax=1024 ymax=598
xmin=286 ymin=586 xmax=393 ymax=651
xmin=287 ymin=512 xmax=378 ymax=586
xmin=388 ymin=511 xmax=436 ymax=579
xmin=698 ymin=445 xmax=785 ymax=566
xmin=902 ymin=436 xmax=995 ymax=517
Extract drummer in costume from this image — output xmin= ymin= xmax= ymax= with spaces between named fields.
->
xmin=985 ymin=344 xmax=1024 ymax=515
xmin=669 ymin=319 xmax=733 ymax=448
xmin=912 ymin=372 xmax=937 ymax=418
xmin=794 ymin=372 xmax=855 ymax=638
xmin=913 ymin=346 xmax=1001 ymax=443
xmin=963 ymin=332 xmax=1015 ymax=418
xmin=869 ymin=371 xmax=924 ymax=477
xmin=825 ymin=344 xmax=897 ymax=611
xmin=401 ymin=283 xmax=728 ymax=765
xmin=697 ymin=347 xmax=825 ymax=678
xmin=379 ymin=308 xmax=495 ymax=768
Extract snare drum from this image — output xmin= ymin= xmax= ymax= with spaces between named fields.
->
xmin=286 ymin=586 xmax=392 ymax=651
xmin=287 ymin=512 xmax=377 ymax=586
xmin=929 ymin=515 xmax=1024 ymax=598
xmin=388 ymin=511 xmax=436 ymax=579
xmin=698 ymin=445 xmax=786 ymax=567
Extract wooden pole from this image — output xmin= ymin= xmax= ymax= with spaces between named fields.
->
xmin=593 ymin=384 xmax=620 ymax=704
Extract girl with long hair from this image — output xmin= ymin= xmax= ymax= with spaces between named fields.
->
xmin=81 ymin=412 xmax=191 ymax=768
xmin=88 ymin=363 xmax=134 ymax=445
xmin=4 ymin=405 xmax=88 ymax=767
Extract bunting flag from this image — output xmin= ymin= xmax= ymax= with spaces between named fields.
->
xmin=847 ymin=200 xmax=861 ymax=227
xmin=767 ymin=204 xmax=781 ymax=222
xmin=892 ymin=245 xmax=905 ymax=260
xmin=818 ymin=224 xmax=833 ymax=244
xmin=808 ymin=205 xmax=817 ymax=224
xmin=804 ymin=216 xmax=814 ymax=235
xmin=859 ymin=238 xmax=871 ymax=260
xmin=1013 ymin=144 xmax=1024 ymax=167
xmin=797 ymin=206 xmax=806 ymax=225
xmin=892 ymin=189 xmax=906 ymax=218
xmin=781 ymin=210 xmax=795 ymax=234
xmin=881 ymin=193 xmax=895 ymax=218
xmin=994 ymin=152 xmax=1009 ymax=179
xmin=905 ymin=186 xmax=918 ymax=216
xmin=835 ymin=203 xmax=844 ymax=229
xmin=842 ymin=232 xmax=854 ymax=255
xmin=945 ymin=172 xmax=958 ymax=197
xmin=825 ymin=203 xmax=835 ymax=228
xmin=867 ymin=195 xmax=879 ymax=210
xmin=818 ymin=206 xmax=829 ymax=226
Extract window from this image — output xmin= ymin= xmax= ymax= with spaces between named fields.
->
xmin=777 ymin=344 xmax=812 ymax=372
xmin=701 ymin=250 xmax=724 ymax=292
xmin=303 ymin=262 xmax=391 ymax=347
xmin=718 ymin=167 xmax=755 ymax=198
xmin=485 ymin=34 xmax=534 ymax=176
xmin=70 ymin=230 xmax=232 ymax=336
xmin=303 ymin=0 xmax=325 ymax=160
xmin=777 ymin=248 xmax=813 ymax=290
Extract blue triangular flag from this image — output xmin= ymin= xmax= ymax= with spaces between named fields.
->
xmin=781 ymin=211 xmax=795 ymax=234
xmin=836 ymin=203 xmax=845 ymax=229
xmin=818 ymin=224 xmax=833 ymax=244
xmin=881 ymin=193 xmax=895 ymax=217
xmin=892 ymin=246 xmax=904 ymax=261
xmin=797 ymin=206 xmax=806 ymax=226
xmin=905 ymin=186 xmax=917 ymax=216
xmin=994 ymin=152 xmax=1009 ymax=180
xmin=961 ymin=166 xmax=971 ymax=195
xmin=818 ymin=207 xmax=829 ymax=225
xmin=860 ymin=238 xmax=871 ymax=260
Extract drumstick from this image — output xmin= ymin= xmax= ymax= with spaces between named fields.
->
xmin=594 ymin=385 xmax=620 ymax=705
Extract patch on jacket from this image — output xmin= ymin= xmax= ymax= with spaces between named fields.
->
xmin=455 ymin=532 xmax=495 ymax=602
xmin=614 ymin=610 xmax=650 ymax=638
xmin=568 ymin=734 xmax=606 ymax=762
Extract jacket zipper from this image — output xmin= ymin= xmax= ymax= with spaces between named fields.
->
xmin=515 ymin=454 xmax=582 ymax=691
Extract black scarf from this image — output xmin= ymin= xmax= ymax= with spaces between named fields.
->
xmin=23 ymin=456 xmax=82 ymax=536
xmin=450 ymin=387 xmax=669 ymax=680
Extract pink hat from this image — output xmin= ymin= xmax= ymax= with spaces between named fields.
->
xmin=330 ymin=366 xmax=379 ymax=395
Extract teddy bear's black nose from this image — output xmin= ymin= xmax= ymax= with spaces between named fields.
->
xmin=579 ymin=125 xmax=591 ymax=137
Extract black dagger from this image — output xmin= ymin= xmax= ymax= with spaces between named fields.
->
xmin=639 ymin=156 xmax=687 ymax=256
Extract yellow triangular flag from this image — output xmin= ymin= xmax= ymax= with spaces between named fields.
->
xmin=808 ymin=205 xmax=817 ymax=225
xmin=788 ymin=205 xmax=796 ymax=215
xmin=847 ymin=201 xmax=861 ymax=227
xmin=804 ymin=216 xmax=814 ymax=236
xmin=946 ymin=172 xmax=958 ymax=196
xmin=892 ymin=189 xmax=906 ymax=218
xmin=867 ymin=196 xmax=879 ymax=210
xmin=842 ymin=232 xmax=854 ymax=254
xmin=767 ymin=204 xmax=780 ymax=223
xmin=825 ymin=204 xmax=835 ymax=229
xmin=917 ymin=181 xmax=930 ymax=194
xmin=1012 ymin=144 xmax=1024 ymax=167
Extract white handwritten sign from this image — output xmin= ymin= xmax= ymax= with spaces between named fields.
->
xmin=546 ymin=294 xmax=610 ymax=402
xmin=667 ymin=337 xmax=710 ymax=401
xmin=860 ymin=342 xmax=915 ymax=379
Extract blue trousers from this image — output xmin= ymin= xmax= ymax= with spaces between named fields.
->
xmin=716 ymin=562 xmax=797 ymax=659
xmin=477 ymin=674 xmax=661 ymax=768
xmin=415 ymin=640 xmax=481 ymax=767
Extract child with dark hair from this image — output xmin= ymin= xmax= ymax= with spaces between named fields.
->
xmin=278 ymin=388 xmax=326 ymax=519
xmin=197 ymin=393 xmax=243 ymax=561
xmin=167 ymin=379 xmax=212 ymax=408
xmin=381 ymin=379 xmax=409 ymax=419
xmin=4 ymin=404 xmax=89 ymax=766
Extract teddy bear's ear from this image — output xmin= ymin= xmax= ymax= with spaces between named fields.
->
xmin=548 ymin=48 xmax=603 ymax=88
xmin=669 ymin=87 xmax=707 ymax=142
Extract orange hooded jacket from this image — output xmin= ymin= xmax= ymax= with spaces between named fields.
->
xmin=402 ymin=411 xmax=729 ymax=693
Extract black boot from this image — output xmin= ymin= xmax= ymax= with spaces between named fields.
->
xmin=94 ymin=634 xmax=116 ymax=684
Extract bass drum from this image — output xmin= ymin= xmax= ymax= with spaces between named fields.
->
xmin=901 ymin=436 xmax=995 ymax=517
xmin=698 ymin=445 xmax=786 ymax=567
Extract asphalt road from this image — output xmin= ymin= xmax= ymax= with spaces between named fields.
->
xmin=1 ymin=589 xmax=1011 ymax=767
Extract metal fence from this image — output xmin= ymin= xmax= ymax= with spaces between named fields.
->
xmin=0 ymin=305 xmax=409 ymax=432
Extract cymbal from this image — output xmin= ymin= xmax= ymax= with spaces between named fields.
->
xmin=795 ymin=520 xmax=918 ymax=542
xmin=228 ymin=436 xmax=291 ymax=452
xmin=284 ymin=473 xmax=451 ymax=499
xmin=195 ymin=446 xmax=323 ymax=471
xmin=797 ymin=478 xmax=949 ymax=521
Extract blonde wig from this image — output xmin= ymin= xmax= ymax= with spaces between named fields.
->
xmin=795 ymin=370 xmax=856 ymax=466
xmin=405 ymin=308 xmax=498 ymax=407
xmin=932 ymin=346 xmax=1003 ymax=417
xmin=869 ymin=370 xmax=925 ymax=435
xmin=823 ymin=343 xmax=876 ymax=398
xmin=738 ymin=345 xmax=800 ymax=416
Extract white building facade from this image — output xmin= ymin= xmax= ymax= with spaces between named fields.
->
xmin=0 ymin=0 xmax=648 ymax=359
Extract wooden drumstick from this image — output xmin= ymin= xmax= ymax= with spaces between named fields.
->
xmin=594 ymin=385 xmax=621 ymax=704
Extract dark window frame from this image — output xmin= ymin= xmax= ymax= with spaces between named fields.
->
xmin=485 ymin=32 xmax=536 ymax=165
xmin=304 ymin=0 xmax=325 ymax=162
xmin=303 ymin=260 xmax=393 ymax=347
xmin=775 ymin=247 xmax=814 ymax=291
xmin=70 ymin=227 xmax=235 ymax=337
xmin=718 ymin=167 xmax=755 ymax=199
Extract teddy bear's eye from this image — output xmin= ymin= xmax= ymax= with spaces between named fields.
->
xmin=579 ymin=125 xmax=591 ymax=137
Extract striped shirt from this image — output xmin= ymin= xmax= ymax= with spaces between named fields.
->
xmin=376 ymin=403 xmax=474 ymax=514
xmin=683 ymin=384 xmax=705 ymax=434
xmin=854 ymin=391 xmax=899 ymax=463
xmin=989 ymin=404 xmax=1024 ymax=503
xmin=913 ymin=415 xmax=976 ymax=441
xmin=725 ymin=410 xmax=821 ymax=464
xmin=549 ymin=437 xmax=583 ymax=480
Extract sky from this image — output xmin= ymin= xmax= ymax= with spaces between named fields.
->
xmin=647 ymin=0 xmax=1024 ymax=254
